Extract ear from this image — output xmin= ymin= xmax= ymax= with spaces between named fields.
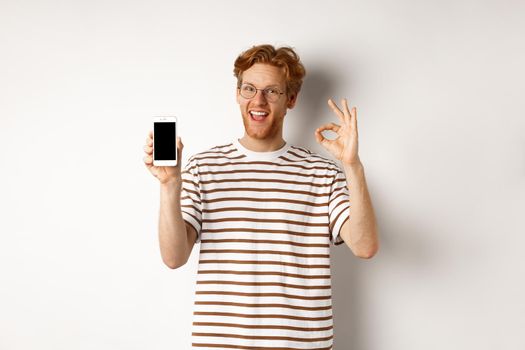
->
xmin=236 ymin=86 xmax=240 ymax=104
xmin=287 ymin=93 xmax=298 ymax=109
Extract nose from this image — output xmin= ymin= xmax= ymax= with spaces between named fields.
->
xmin=253 ymin=89 xmax=268 ymax=105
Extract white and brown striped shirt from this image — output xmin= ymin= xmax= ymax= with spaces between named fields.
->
xmin=180 ymin=138 xmax=350 ymax=350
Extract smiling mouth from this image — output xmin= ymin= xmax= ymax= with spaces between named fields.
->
xmin=250 ymin=111 xmax=269 ymax=121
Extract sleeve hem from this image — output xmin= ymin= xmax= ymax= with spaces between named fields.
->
xmin=182 ymin=217 xmax=201 ymax=244
xmin=331 ymin=208 xmax=350 ymax=246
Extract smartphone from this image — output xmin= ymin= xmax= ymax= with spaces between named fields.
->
xmin=153 ymin=116 xmax=177 ymax=166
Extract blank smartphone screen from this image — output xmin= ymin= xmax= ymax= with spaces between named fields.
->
xmin=154 ymin=122 xmax=176 ymax=161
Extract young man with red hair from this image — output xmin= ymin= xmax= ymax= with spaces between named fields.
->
xmin=144 ymin=44 xmax=378 ymax=349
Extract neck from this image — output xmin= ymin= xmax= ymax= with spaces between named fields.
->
xmin=238 ymin=134 xmax=286 ymax=152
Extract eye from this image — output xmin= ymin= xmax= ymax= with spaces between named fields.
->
xmin=242 ymin=85 xmax=256 ymax=92
xmin=266 ymin=88 xmax=279 ymax=95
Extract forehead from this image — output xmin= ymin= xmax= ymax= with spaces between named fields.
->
xmin=241 ymin=63 xmax=286 ymax=87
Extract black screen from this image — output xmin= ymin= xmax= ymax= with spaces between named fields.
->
xmin=154 ymin=122 xmax=176 ymax=161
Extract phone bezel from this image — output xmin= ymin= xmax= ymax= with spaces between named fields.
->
xmin=152 ymin=116 xmax=178 ymax=166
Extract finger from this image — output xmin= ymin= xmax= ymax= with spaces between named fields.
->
xmin=143 ymin=155 xmax=153 ymax=165
xmin=176 ymin=137 xmax=183 ymax=167
xmin=316 ymin=122 xmax=341 ymax=133
xmin=342 ymin=98 xmax=352 ymax=123
xmin=147 ymin=138 xmax=152 ymax=146
xmin=315 ymin=128 xmax=334 ymax=148
xmin=351 ymin=106 xmax=358 ymax=134
xmin=148 ymin=129 xmax=153 ymax=138
xmin=314 ymin=128 xmax=327 ymax=144
xmin=315 ymin=123 xmax=340 ymax=145
xmin=144 ymin=145 xmax=152 ymax=154
xmin=327 ymin=98 xmax=345 ymax=123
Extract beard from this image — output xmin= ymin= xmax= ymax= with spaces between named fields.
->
xmin=241 ymin=111 xmax=283 ymax=140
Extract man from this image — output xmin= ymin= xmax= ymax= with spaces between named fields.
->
xmin=143 ymin=44 xmax=379 ymax=349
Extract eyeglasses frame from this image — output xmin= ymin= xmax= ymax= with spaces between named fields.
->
xmin=237 ymin=83 xmax=286 ymax=102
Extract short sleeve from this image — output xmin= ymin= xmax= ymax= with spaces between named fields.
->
xmin=328 ymin=166 xmax=350 ymax=246
xmin=180 ymin=156 xmax=202 ymax=243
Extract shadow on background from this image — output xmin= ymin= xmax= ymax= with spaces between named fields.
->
xmin=292 ymin=63 xmax=364 ymax=349
xmin=288 ymin=63 xmax=424 ymax=350
xmin=286 ymin=63 xmax=342 ymax=151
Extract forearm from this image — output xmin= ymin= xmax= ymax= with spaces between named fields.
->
xmin=342 ymin=161 xmax=379 ymax=256
xmin=158 ymin=180 xmax=191 ymax=268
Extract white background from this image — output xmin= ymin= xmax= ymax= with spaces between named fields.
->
xmin=1 ymin=0 xmax=524 ymax=349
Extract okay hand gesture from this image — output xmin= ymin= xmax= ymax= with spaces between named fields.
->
xmin=315 ymin=98 xmax=361 ymax=167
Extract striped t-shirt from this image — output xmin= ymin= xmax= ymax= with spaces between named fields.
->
xmin=180 ymin=138 xmax=350 ymax=350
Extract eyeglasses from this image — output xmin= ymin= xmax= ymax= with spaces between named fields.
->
xmin=238 ymin=83 xmax=285 ymax=102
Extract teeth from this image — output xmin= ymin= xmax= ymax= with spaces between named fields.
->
xmin=250 ymin=111 xmax=268 ymax=116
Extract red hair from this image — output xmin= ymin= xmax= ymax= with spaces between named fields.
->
xmin=233 ymin=44 xmax=306 ymax=98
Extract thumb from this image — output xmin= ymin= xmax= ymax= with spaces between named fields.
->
xmin=177 ymin=137 xmax=184 ymax=167
xmin=315 ymin=129 xmax=329 ymax=148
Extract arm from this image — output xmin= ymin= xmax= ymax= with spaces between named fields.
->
xmin=315 ymin=98 xmax=379 ymax=259
xmin=340 ymin=162 xmax=379 ymax=259
xmin=158 ymin=181 xmax=198 ymax=269
xmin=143 ymin=132 xmax=197 ymax=269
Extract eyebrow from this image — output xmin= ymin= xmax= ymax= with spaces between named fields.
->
xmin=243 ymin=81 xmax=281 ymax=89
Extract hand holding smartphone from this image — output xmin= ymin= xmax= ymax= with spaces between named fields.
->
xmin=143 ymin=116 xmax=183 ymax=185
xmin=153 ymin=116 xmax=178 ymax=166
